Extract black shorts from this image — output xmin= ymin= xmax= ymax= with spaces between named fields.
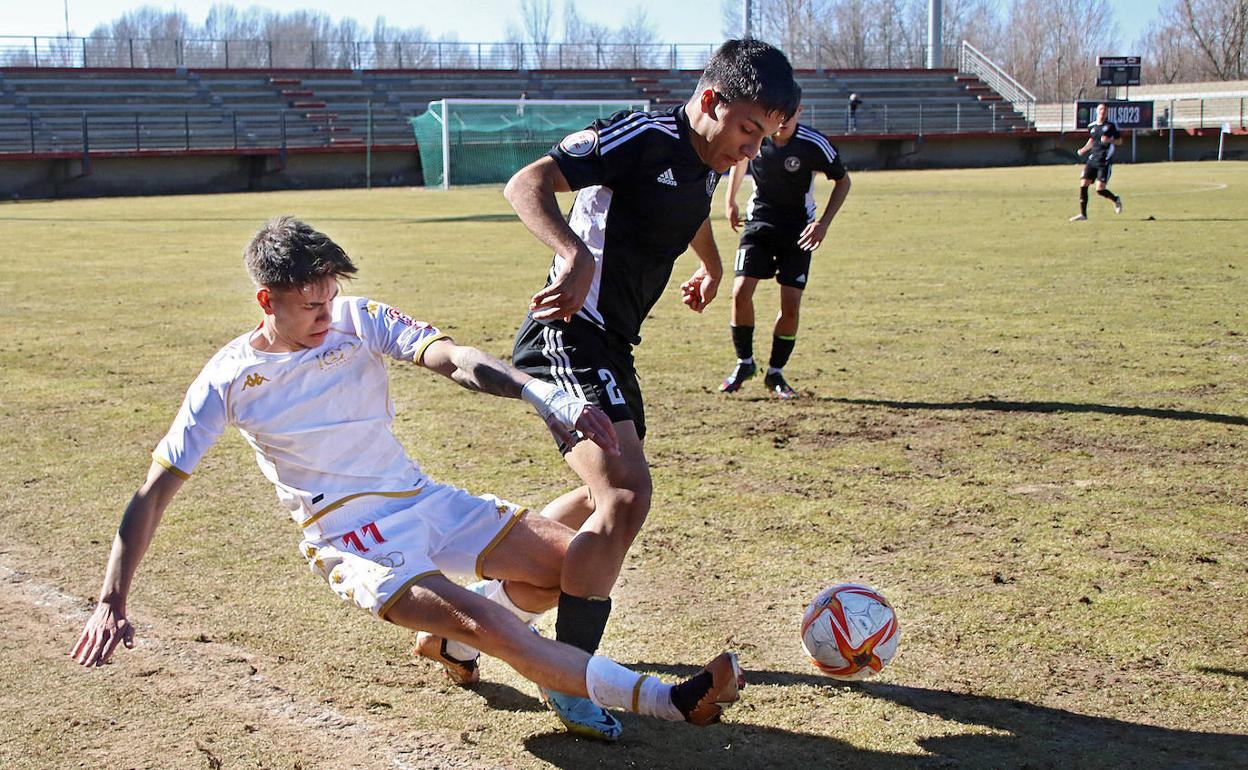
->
xmin=512 ymin=314 xmax=646 ymax=442
xmin=734 ymin=220 xmax=811 ymax=289
xmin=1082 ymin=161 xmax=1112 ymax=183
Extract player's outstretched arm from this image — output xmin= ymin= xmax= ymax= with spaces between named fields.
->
xmin=680 ymin=217 xmax=723 ymax=313
xmin=724 ymin=158 xmax=749 ymax=232
xmin=1076 ymin=138 xmax=1093 ymax=156
xmin=799 ymin=173 xmax=852 ymax=252
xmin=504 ymin=156 xmax=597 ymax=323
xmin=71 ymin=462 xmax=184 ymax=667
xmin=419 ymin=339 xmax=618 ymax=455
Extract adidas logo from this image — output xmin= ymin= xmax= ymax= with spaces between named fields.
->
xmin=656 ymin=168 xmax=677 ymax=187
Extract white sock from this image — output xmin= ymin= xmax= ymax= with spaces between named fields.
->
xmin=483 ymin=580 xmax=544 ymax=624
xmin=444 ymin=579 xmax=546 ymax=660
xmin=738 ymin=357 xmax=754 ymax=365
xmin=585 ymin=656 xmax=683 ymax=721
xmin=767 ymin=366 xmax=782 ymax=376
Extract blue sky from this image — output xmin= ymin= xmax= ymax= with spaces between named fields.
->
xmin=6 ymin=0 xmax=1165 ymax=48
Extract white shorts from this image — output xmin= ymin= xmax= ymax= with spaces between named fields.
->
xmin=298 ymin=481 xmax=525 ymax=618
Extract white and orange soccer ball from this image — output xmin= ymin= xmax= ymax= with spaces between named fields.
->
xmin=800 ymin=583 xmax=900 ymax=680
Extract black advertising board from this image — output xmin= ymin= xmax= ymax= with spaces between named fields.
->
xmin=1076 ymin=100 xmax=1153 ymax=129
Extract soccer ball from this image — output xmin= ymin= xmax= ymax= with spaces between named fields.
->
xmin=800 ymin=583 xmax=900 ymax=680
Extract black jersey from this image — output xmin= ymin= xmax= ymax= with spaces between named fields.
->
xmin=746 ymin=124 xmax=846 ymax=228
xmin=545 ymin=106 xmax=718 ymax=345
xmin=1087 ymin=120 xmax=1120 ymax=164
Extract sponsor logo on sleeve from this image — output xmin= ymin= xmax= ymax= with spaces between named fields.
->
xmin=706 ymin=170 xmax=719 ymax=196
xmin=385 ymin=306 xmax=426 ymax=329
xmin=559 ymin=129 xmax=598 ymax=157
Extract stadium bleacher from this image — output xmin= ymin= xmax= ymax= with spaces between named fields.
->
xmin=0 ymin=66 xmax=1028 ymax=155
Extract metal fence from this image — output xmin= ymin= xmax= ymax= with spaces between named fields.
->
xmin=0 ymin=35 xmax=963 ymax=72
xmin=0 ymin=107 xmax=415 ymax=154
xmin=0 ymin=36 xmax=718 ymax=70
xmin=0 ymin=99 xmax=1031 ymax=157
xmin=1033 ymin=98 xmax=1248 ymax=132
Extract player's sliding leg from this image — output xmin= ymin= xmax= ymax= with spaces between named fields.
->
xmin=764 ymin=284 xmax=803 ymax=399
xmin=412 ymin=511 xmax=569 ymax=683
xmin=388 ymin=578 xmax=744 ymax=730
xmin=414 ymin=578 xmax=551 ymax=685
xmin=722 ymin=276 xmax=760 ymax=392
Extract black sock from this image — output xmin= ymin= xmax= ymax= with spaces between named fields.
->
xmin=1097 ymin=188 xmax=1118 ymax=201
xmin=769 ymin=334 xmax=796 ymax=370
xmin=730 ymin=325 xmax=754 ymax=362
xmin=1079 ymin=186 xmax=1088 ymax=216
xmin=555 ymin=592 xmax=612 ymax=655
xmin=669 ymin=670 xmax=713 ymax=716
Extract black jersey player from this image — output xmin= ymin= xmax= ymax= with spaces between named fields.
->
xmin=413 ymin=40 xmax=800 ymax=741
xmin=721 ymin=105 xmax=852 ymax=398
xmin=1071 ymin=102 xmax=1124 ymax=221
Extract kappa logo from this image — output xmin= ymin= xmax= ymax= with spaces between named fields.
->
xmin=656 ymin=168 xmax=678 ymax=187
xmin=242 ymin=373 xmax=270 ymax=390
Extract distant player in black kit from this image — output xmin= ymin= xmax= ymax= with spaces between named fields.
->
xmin=1071 ymin=102 xmax=1124 ymax=221
xmin=412 ymin=40 xmax=800 ymax=741
xmin=721 ymin=105 xmax=852 ymax=398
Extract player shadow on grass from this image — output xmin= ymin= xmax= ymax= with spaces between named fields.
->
xmin=0 ymin=213 xmax=519 ymax=224
xmin=827 ymin=397 xmax=1248 ymax=427
xmin=519 ymin=663 xmax=1247 ymax=770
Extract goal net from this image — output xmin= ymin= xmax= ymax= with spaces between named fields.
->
xmin=411 ymin=98 xmax=649 ymax=188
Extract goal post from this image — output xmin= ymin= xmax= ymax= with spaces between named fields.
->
xmin=411 ymin=98 xmax=650 ymax=189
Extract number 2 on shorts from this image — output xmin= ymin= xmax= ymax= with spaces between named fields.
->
xmin=598 ymin=369 xmax=626 ymax=405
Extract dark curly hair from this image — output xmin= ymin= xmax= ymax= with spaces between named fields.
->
xmin=697 ymin=39 xmax=801 ymax=121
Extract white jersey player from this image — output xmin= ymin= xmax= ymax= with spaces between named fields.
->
xmin=72 ymin=216 xmax=744 ymax=732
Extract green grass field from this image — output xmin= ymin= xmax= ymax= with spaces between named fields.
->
xmin=1 ymin=162 xmax=1245 ymax=769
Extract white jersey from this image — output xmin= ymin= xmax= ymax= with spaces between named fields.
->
xmin=153 ymin=296 xmax=447 ymax=538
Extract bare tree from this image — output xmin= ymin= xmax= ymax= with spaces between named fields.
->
xmin=1161 ymin=0 xmax=1248 ymax=79
xmin=1000 ymin=0 xmax=1119 ymax=100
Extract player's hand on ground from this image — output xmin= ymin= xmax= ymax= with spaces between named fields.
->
xmin=726 ymin=201 xmax=741 ymax=232
xmin=798 ymin=220 xmax=829 ymax=251
xmin=71 ymin=601 xmax=135 ymax=667
xmin=531 ymin=249 xmax=595 ymax=322
xmin=680 ymin=268 xmax=719 ymax=313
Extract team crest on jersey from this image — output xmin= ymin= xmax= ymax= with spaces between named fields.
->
xmin=365 ymin=301 xmax=380 ymax=318
xmin=706 ymin=171 xmax=719 ymax=196
xmin=316 ymin=340 xmax=361 ymax=370
xmin=785 ymin=156 xmax=802 ymax=172
xmin=560 ymin=129 xmax=598 ymax=157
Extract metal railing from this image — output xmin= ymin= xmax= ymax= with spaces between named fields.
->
xmin=0 ymin=107 xmax=414 ymax=154
xmin=0 ymin=36 xmax=717 ymax=70
xmin=0 ymin=35 xmax=975 ymax=72
xmin=958 ymin=39 xmax=1035 ymax=123
xmin=0 ymin=98 xmax=1032 ymax=157
xmin=1032 ymin=97 xmax=1248 ymax=132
